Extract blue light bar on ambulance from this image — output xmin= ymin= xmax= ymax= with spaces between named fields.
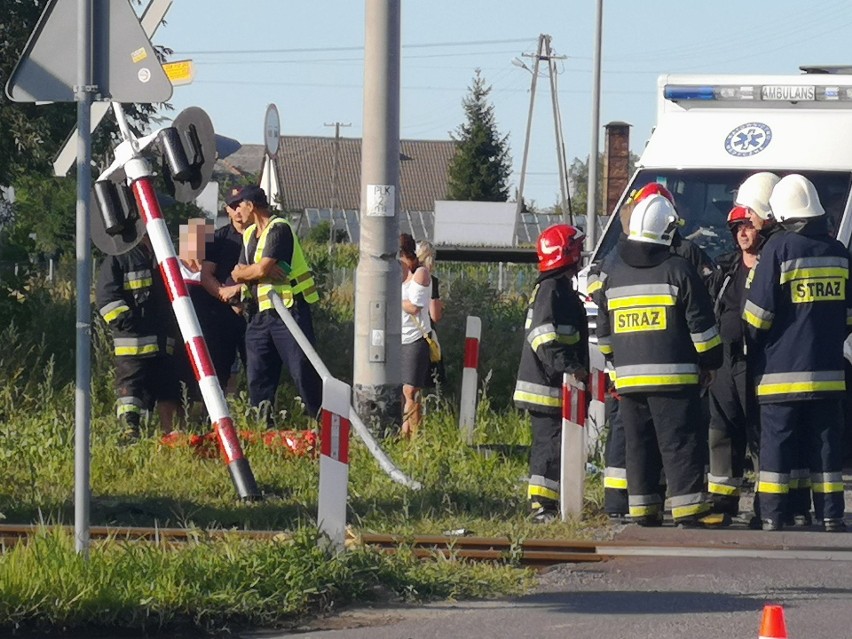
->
xmin=664 ymin=84 xmax=852 ymax=102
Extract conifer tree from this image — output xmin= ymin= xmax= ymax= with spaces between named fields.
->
xmin=447 ymin=69 xmax=512 ymax=202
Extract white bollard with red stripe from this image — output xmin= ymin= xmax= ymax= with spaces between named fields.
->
xmin=560 ymin=373 xmax=587 ymax=520
xmin=128 ymin=167 xmax=260 ymax=500
xmin=586 ymin=368 xmax=608 ymax=457
xmin=317 ymin=376 xmax=351 ymax=551
xmin=458 ymin=316 xmax=481 ymax=444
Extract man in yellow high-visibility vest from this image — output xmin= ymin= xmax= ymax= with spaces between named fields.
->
xmin=229 ymin=185 xmax=322 ymax=425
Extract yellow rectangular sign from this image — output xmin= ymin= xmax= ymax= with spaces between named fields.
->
xmin=613 ymin=307 xmax=667 ymax=333
xmin=791 ymin=277 xmax=845 ymax=303
xmin=163 ymin=59 xmax=194 ymax=86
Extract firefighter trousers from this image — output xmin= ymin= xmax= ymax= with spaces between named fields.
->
xmin=621 ymin=388 xmax=710 ymax=522
xmin=603 ymin=394 xmax=628 ymax=515
xmin=528 ymin=411 xmax=561 ymax=511
xmin=758 ymin=399 xmax=844 ymax=525
xmin=707 ymin=348 xmax=749 ymax=514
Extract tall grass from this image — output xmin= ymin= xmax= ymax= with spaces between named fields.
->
xmin=0 ymin=253 xmax=607 ymax=634
xmin=0 ymin=527 xmax=533 ymax=635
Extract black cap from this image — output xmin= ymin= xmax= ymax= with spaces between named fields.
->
xmin=226 ymin=184 xmax=268 ymax=207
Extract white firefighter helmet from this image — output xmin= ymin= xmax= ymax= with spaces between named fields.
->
xmin=627 ymin=194 xmax=679 ymax=246
xmin=769 ymin=174 xmax=825 ymax=222
xmin=735 ymin=172 xmax=780 ymax=220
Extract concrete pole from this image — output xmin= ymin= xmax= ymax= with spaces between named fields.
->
xmin=353 ymin=0 xmax=402 ymax=433
xmin=586 ymin=0 xmax=603 ymax=250
xmin=74 ymin=0 xmax=93 ymax=556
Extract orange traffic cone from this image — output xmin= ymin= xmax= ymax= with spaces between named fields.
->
xmin=759 ymin=604 xmax=787 ymax=639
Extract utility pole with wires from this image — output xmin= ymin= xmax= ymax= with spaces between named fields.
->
xmin=513 ymin=34 xmax=573 ymax=226
xmin=324 ymin=121 xmax=351 ymax=245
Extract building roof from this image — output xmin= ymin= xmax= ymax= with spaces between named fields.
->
xmin=213 ymin=143 xmax=265 ymax=178
xmin=273 ymin=136 xmax=456 ymax=212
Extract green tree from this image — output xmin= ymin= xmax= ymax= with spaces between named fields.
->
xmin=447 ymin=69 xmax=512 ymax=202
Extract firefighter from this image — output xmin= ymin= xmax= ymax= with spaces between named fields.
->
xmin=588 ymin=182 xmax=715 ymax=522
xmin=514 ymin=224 xmax=589 ymax=524
xmin=596 ymin=195 xmax=724 ymax=527
xmin=96 ymin=236 xmax=180 ymax=440
xmin=743 ymin=174 xmax=850 ymax=532
xmin=229 ymin=185 xmax=322 ymax=425
xmin=736 ymin=171 xmax=812 ymax=525
xmin=706 ymin=206 xmax=759 ymax=516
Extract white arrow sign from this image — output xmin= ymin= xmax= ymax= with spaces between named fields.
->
xmin=52 ymin=0 xmax=173 ymax=177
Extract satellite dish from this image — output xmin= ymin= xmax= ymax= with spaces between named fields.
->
xmin=168 ymin=106 xmax=216 ymax=203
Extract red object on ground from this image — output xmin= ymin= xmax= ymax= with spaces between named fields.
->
xmin=758 ymin=604 xmax=787 ymax=639
xmin=161 ymin=429 xmax=318 ymax=458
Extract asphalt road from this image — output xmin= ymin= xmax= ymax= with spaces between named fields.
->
xmin=244 ymin=484 xmax=852 ymax=639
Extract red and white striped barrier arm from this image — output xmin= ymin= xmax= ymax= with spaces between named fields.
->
xmin=317 ymin=376 xmax=351 ymax=551
xmin=130 ymin=174 xmax=260 ymax=500
xmin=458 ymin=316 xmax=481 ymax=444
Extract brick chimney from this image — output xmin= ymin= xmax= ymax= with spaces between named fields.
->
xmin=603 ymin=122 xmax=631 ymax=217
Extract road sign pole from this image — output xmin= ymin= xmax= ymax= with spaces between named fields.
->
xmin=73 ymin=0 xmax=93 ymax=557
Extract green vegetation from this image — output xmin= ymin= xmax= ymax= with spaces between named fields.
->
xmin=0 ymin=252 xmax=608 ymax=635
xmin=446 ymin=68 xmax=512 ymax=202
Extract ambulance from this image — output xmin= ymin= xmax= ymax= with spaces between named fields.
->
xmin=582 ymin=66 xmax=852 ymax=369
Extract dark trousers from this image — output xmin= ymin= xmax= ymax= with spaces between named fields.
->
xmin=603 ymin=394 xmax=628 ymax=515
xmin=245 ymin=300 xmax=322 ymax=422
xmin=621 ymin=388 xmax=709 ymax=521
xmin=528 ymin=411 xmax=561 ymax=510
xmin=758 ymin=399 xmax=845 ymax=524
xmin=707 ymin=347 xmax=749 ymax=513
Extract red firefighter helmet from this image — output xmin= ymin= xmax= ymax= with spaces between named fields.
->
xmin=536 ymin=224 xmax=585 ymax=272
xmin=630 ymin=182 xmax=676 ymax=206
xmin=727 ymin=205 xmax=749 ymax=226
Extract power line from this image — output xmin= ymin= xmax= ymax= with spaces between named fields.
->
xmin=176 ymin=37 xmax=537 ymax=56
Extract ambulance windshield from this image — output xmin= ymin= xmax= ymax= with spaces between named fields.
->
xmin=594 ymin=169 xmax=852 ymax=261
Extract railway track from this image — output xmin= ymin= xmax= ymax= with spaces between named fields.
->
xmin=2 ymin=524 xmax=851 ymax=565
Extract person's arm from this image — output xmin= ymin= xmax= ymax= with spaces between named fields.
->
xmin=428 ymin=276 xmax=444 ymax=323
xmin=528 ymin=281 xmax=587 ymax=380
xmin=232 ymin=257 xmax=286 ymax=283
xmin=681 ymin=262 xmax=723 ymax=372
xmin=95 ymin=256 xmax=135 ymax=333
xmin=402 ymin=267 xmax=430 ymax=315
xmin=742 ymin=242 xmax=780 ymax=346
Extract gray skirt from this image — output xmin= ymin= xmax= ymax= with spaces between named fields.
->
xmin=401 ymin=338 xmax=430 ymax=387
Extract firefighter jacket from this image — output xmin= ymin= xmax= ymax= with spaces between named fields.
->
xmin=743 ymin=219 xmax=852 ymax=403
xmin=96 ymin=243 xmax=173 ymax=358
xmin=596 ymin=241 xmax=722 ymax=394
xmin=513 ymin=270 xmax=589 ymax=415
xmin=241 ymin=216 xmax=319 ymax=311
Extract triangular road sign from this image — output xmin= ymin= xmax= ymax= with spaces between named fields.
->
xmin=6 ymin=0 xmax=172 ymax=103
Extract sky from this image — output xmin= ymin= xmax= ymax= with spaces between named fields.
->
xmin=151 ymin=0 xmax=852 ymax=209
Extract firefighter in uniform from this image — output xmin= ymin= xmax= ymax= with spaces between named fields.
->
xmin=706 ymin=206 xmax=759 ymax=516
xmin=596 ymin=194 xmax=724 ymax=527
xmin=514 ymin=224 xmax=589 ymax=524
xmin=735 ymin=171 xmax=815 ymax=525
xmin=743 ymin=174 xmax=850 ymax=532
xmin=587 ymin=182 xmax=716 ymax=521
xmin=229 ymin=185 xmax=322 ymax=424
xmin=96 ymin=236 xmax=180 ymax=439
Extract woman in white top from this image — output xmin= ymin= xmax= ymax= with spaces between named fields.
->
xmin=399 ymin=233 xmax=431 ymax=438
